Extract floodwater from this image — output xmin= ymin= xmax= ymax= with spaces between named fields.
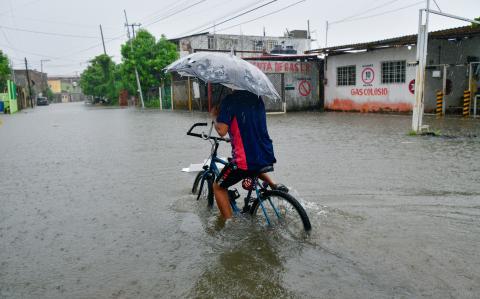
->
xmin=1 ymin=102 xmax=479 ymax=298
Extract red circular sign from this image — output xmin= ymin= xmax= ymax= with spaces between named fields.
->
xmin=361 ymin=67 xmax=375 ymax=84
xmin=298 ymin=80 xmax=312 ymax=97
xmin=409 ymin=79 xmax=415 ymax=94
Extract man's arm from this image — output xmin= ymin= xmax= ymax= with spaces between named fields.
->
xmin=214 ymin=121 xmax=229 ymax=137
xmin=210 ymin=105 xmax=229 ymax=137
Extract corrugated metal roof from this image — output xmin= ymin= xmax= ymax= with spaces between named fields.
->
xmin=307 ymin=25 xmax=480 ymax=55
xmin=243 ymin=54 xmax=321 ymax=61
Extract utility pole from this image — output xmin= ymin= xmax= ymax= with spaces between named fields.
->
xmin=307 ymin=19 xmax=311 ymax=39
xmin=40 ymin=59 xmax=50 ymax=93
xmin=411 ymin=0 xmax=430 ymax=133
xmin=325 ymin=21 xmax=329 ymax=48
xmin=99 ymin=24 xmax=107 ymax=55
xmin=24 ymin=57 xmax=34 ymax=108
xmin=130 ymin=23 xmax=141 ymax=38
xmin=124 ymin=9 xmax=145 ymax=108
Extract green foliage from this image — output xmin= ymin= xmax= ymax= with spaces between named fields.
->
xmin=407 ymin=130 xmax=418 ymax=136
xmin=472 ymin=17 xmax=480 ymax=28
xmin=80 ymin=54 xmax=118 ymax=103
xmin=0 ymin=50 xmax=11 ymax=92
xmin=144 ymin=98 xmax=160 ymax=108
xmin=46 ymin=87 xmax=55 ymax=102
xmin=119 ymin=30 xmax=178 ymax=96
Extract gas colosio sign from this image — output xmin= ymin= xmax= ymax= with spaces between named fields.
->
xmin=351 ymin=88 xmax=389 ymax=96
xmin=350 ymin=64 xmax=389 ymax=96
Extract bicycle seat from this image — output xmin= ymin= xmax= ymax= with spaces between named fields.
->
xmin=257 ymin=165 xmax=274 ymax=174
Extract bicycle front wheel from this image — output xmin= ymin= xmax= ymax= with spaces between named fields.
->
xmin=196 ymin=174 xmax=214 ymax=207
xmin=192 ymin=170 xmax=205 ymax=194
xmin=250 ymin=190 xmax=311 ymax=234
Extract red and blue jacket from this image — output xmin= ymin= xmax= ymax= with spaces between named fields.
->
xmin=217 ymin=90 xmax=276 ymax=171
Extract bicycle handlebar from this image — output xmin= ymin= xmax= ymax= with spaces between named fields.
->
xmin=187 ymin=122 xmax=230 ymax=142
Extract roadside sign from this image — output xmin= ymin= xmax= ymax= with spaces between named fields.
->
xmin=409 ymin=79 xmax=415 ymax=94
xmin=298 ymin=80 xmax=312 ymax=97
xmin=361 ymin=67 xmax=375 ymax=84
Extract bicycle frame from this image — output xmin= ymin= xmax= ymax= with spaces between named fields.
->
xmin=188 ymin=122 xmax=283 ymax=224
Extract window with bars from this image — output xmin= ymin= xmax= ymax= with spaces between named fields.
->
xmin=208 ymin=36 xmax=215 ymax=49
xmin=253 ymin=40 xmax=264 ymax=51
xmin=266 ymin=40 xmax=278 ymax=52
xmin=381 ymin=60 xmax=406 ymax=84
xmin=337 ymin=65 xmax=356 ymax=86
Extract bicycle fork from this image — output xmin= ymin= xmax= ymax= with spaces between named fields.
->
xmin=255 ymin=187 xmax=282 ymax=227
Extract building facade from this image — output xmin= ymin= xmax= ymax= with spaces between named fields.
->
xmin=171 ymin=31 xmax=311 ymax=58
xmin=309 ymin=26 xmax=480 ymax=113
xmin=245 ymin=55 xmax=323 ymax=111
xmin=168 ymin=55 xmax=322 ymax=112
xmin=13 ymin=69 xmax=48 ymax=99
xmin=48 ymin=76 xmax=84 ymax=103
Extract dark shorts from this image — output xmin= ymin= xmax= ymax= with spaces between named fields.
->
xmin=216 ymin=163 xmax=254 ymax=189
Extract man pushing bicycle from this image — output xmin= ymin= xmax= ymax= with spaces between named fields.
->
xmin=211 ymin=89 xmax=287 ymax=220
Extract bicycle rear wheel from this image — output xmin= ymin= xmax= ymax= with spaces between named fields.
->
xmin=250 ymin=190 xmax=311 ymax=235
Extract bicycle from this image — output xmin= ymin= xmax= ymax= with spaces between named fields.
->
xmin=187 ymin=122 xmax=312 ymax=233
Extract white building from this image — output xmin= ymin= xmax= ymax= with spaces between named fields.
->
xmin=170 ymin=31 xmax=311 ymax=58
xmin=308 ymin=25 xmax=480 ymax=113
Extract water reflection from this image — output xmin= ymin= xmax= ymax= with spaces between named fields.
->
xmin=190 ymin=229 xmax=294 ymax=298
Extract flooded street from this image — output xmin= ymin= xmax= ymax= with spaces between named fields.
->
xmin=1 ymin=102 xmax=479 ymax=298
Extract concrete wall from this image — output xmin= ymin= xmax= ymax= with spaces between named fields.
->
xmin=325 ymin=47 xmax=417 ymax=112
xmin=248 ymin=60 xmax=321 ymax=111
xmin=178 ymin=34 xmax=311 ymax=57
xmin=48 ymin=77 xmax=84 ymax=102
xmin=14 ymin=70 xmax=48 ymax=98
xmin=48 ymin=80 xmax=61 ymax=93
xmin=324 ymin=36 xmax=480 ymax=113
xmin=424 ymin=36 xmax=480 ymax=111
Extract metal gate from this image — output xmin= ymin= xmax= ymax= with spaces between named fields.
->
xmin=161 ymin=84 xmax=172 ymax=109
xmin=264 ymin=73 xmax=285 ymax=113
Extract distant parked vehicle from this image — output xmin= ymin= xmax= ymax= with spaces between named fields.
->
xmin=93 ymin=97 xmax=108 ymax=104
xmin=36 ymin=97 xmax=49 ymax=106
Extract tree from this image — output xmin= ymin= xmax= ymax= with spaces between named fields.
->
xmin=80 ymin=54 xmax=119 ymax=104
xmin=473 ymin=17 xmax=480 ymax=28
xmin=0 ymin=50 xmax=11 ymax=93
xmin=119 ymin=30 xmax=178 ymax=101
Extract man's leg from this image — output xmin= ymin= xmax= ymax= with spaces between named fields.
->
xmin=259 ymin=173 xmax=289 ymax=192
xmin=259 ymin=173 xmax=276 ymax=188
xmin=213 ymin=182 xmax=232 ymax=219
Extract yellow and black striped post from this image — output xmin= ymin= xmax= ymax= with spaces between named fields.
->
xmin=436 ymin=91 xmax=443 ymax=117
xmin=463 ymin=90 xmax=471 ymax=117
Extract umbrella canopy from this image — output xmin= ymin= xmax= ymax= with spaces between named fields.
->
xmin=164 ymin=52 xmax=280 ymax=100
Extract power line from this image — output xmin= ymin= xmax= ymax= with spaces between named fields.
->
xmin=433 ymin=0 xmax=442 ymax=12
xmin=144 ymin=0 xmax=208 ymax=27
xmin=1 ymin=15 xmax=117 ymax=30
xmin=330 ymin=0 xmax=401 ymax=24
xmin=188 ymin=0 xmax=279 ymax=35
xmin=0 ymin=43 xmax=63 ymax=60
xmin=0 ymin=0 xmax=41 ymax=16
xmin=0 ymin=24 xmax=112 ymax=39
xmin=56 ymin=33 xmax=126 ymax=59
xmin=216 ymin=0 xmax=307 ymax=33
xmin=175 ymin=0 xmax=268 ymax=37
xmin=339 ymin=1 xmax=425 ymax=24
xmin=142 ymin=0 xmax=192 ymax=24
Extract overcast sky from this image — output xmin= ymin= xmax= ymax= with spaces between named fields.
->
xmin=1 ymin=0 xmax=478 ymax=76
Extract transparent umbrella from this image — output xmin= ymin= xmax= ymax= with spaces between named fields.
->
xmin=164 ymin=52 xmax=280 ymax=100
